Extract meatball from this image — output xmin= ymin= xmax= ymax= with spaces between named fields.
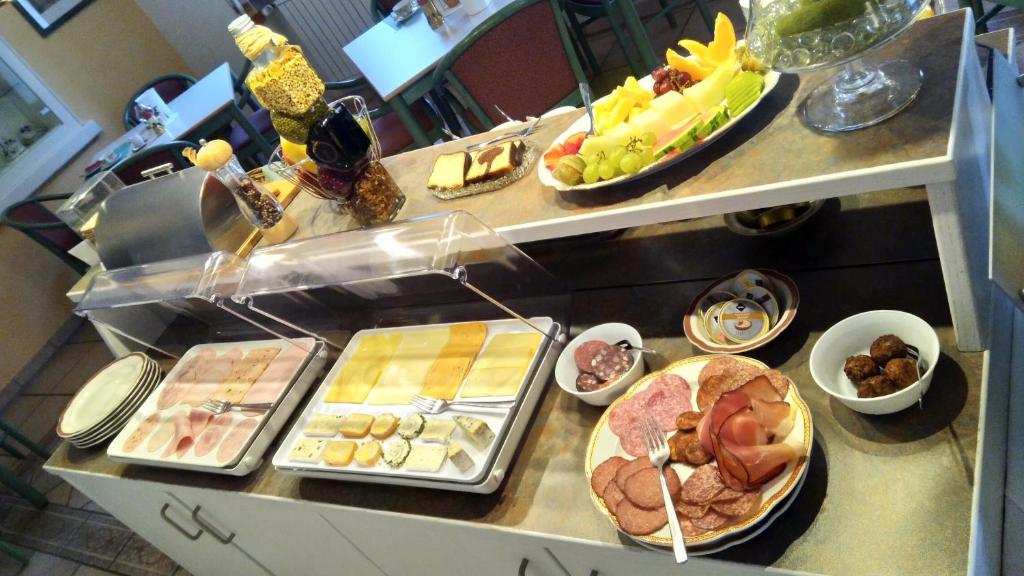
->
xmin=857 ymin=374 xmax=899 ymax=398
xmin=844 ymin=355 xmax=879 ymax=383
xmin=870 ymin=334 xmax=908 ymax=365
xmin=885 ymin=358 xmax=919 ymax=389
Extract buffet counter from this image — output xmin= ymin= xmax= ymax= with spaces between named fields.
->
xmin=47 ymin=242 xmax=983 ymax=575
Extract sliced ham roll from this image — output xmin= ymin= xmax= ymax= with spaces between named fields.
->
xmin=193 ymin=413 xmax=235 ymax=458
xmin=162 ymin=409 xmax=215 ymax=459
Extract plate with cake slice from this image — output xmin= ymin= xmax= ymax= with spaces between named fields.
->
xmin=427 ymin=140 xmax=537 ymax=200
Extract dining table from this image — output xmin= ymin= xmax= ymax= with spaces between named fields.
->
xmin=85 ymin=63 xmax=273 ymax=174
xmin=342 ymin=0 xmax=520 ymax=148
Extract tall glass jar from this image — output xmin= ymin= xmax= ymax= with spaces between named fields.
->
xmin=211 ymin=154 xmax=286 ymax=230
xmin=306 ymin=96 xmax=405 ymax=227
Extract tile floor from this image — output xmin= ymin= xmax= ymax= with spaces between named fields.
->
xmin=0 ymin=322 xmax=188 ymax=576
xmin=0 ymin=1 xmax=1017 ymax=575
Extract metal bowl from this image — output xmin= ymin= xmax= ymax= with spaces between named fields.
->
xmin=723 ymin=199 xmax=825 ymax=237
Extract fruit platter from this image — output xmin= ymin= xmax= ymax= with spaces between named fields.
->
xmin=539 ymin=14 xmax=780 ymax=192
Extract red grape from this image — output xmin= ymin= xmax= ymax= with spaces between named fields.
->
xmin=651 ymin=67 xmax=669 ymax=82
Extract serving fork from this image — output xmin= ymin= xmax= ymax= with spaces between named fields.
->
xmin=200 ymin=400 xmax=274 ymax=415
xmin=906 ymin=344 xmax=928 ymax=409
xmin=641 ymin=416 xmax=688 ymax=563
xmin=409 ymin=394 xmax=515 ymax=415
xmin=466 ymin=117 xmax=542 ymax=152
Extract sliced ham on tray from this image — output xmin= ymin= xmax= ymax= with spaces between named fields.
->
xmin=157 ymin=349 xmax=215 ymax=410
xmin=182 ymin=349 xmax=239 ymax=407
xmin=162 ymin=409 xmax=214 ymax=459
xmin=122 ymin=414 xmax=160 ymax=453
xmin=146 ymin=418 xmax=176 ymax=453
xmin=216 ymin=417 xmax=259 ymax=464
xmin=193 ymin=413 xmax=235 ymax=458
xmin=214 ymin=348 xmax=279 ymax=405
xmin=239 ymin=344 xmax=305 ymax=416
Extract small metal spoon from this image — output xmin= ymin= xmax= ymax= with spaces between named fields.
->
xmin=579 ymin=82 xmax=596 ymax=136
xmin=615 ymin=339 xmax=657 ymax=355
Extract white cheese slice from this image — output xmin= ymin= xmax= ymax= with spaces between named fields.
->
xmin=289 ymin=439 xmax=328 ymax=463
xmin=447 ymin=441 xmax=475 ymax=473
xmin=420 ymin=419 xmax=456 ymax=444
xmin=405 ymin=445 xmax=447 ymax=472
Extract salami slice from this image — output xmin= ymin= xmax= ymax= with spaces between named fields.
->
xmin=721 ymin=364 xmax=761 ymax=394
xmin=691 ymin=508 xmax=730 ymax=531
xmin=676 ymin=501 xmax=709 ymax=519
xmin=576 ymin=372 xmax=603 ymax=392
xmin=615 ymin=498 xmax=668 ymax=536
xmin=575 ymin=340 xmax=611 ymax=373
xmin=591 ymin=456 xmax=629 ymax=496
xmin=698 ymin=356 xmax=744 ymax=387
xmin=614 ymin=458 xmax=653 ymax=491
xmin=676 ymin=411 xmax=704 ymax=431
xmin=623 ymin=467 xmax=681 ymax=509
xmin=711 ymin=490 xmax=761 ymax=517
xmin=603 ymin=481 xmax=626 ymax=511
xmin=712 ymin=486 xmax=746 ymax=502
xmin=680 ymin=464 xmax=726 ymax=504
xmin=619 ymin=426 xmax=648 ymax=458
xmin=757 ymin=369 xmax=791 ymax=398
xmin=677 ymin=514 xmax=708 ymax=538
xmin=122 ymin=414 xmax=160 ymax=453
xmin=591 ymin=346 xmax=634 ymax=381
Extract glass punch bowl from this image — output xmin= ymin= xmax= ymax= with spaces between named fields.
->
xmin=745 ymin=0 xmax=931 ymax=132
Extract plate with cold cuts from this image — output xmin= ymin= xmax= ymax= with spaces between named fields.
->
xmin=108 ymin=338 xmax=317 ymax=469
xmin=585 ymin=354 xmax=812 ymax=547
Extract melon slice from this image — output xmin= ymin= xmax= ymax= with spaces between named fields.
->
xmin=683 ymin=62 xmax=739 ymax=114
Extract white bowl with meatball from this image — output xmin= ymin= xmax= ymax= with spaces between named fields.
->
xmin=809 ymin=310 xmax=940 ymax=415
xmin=556 ymin=323 xmax=646 ymax=406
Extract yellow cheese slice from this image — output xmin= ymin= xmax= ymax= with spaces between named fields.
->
xmin=323 ymin=440 xmax=356 ymax=466
xmin=326 ymin=333 xmax=402 ymax=404
xmin=339 ymin=413 xmax=375 ymax=438
xmin=459 ymin=332 xmax=542 ymax=398
xmin=420 ymin=322 xmax=488 ymax=400
xmin=365 ymin=329 xmax=450 ymax=405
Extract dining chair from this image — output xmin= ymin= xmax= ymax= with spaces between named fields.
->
xmin=431 ymin=0 xmax=587 ymax=133
xmin=370 ymin=0 xmax=402 ymax=20
xmin=324 ymin=79 xmax=440 ymax=157
xmin=123 ymin=73 xmax=197 ymax=129
xmin=561 ymin=0 xmax=714 ymax=77
xmin=0 ymin=193 xmax=88 ymax=275
xmin=110 ymin=141 xmax=195 ymax=186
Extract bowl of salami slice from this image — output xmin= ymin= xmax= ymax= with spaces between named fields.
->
xmin=556 ymin=323 xmax=645 ymax=406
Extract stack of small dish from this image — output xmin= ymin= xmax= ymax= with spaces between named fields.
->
xmin=57 ymin=353 xmax=161 ymax=448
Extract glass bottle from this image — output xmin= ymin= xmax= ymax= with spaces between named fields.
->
xmin=212 ymin=155 xmax=286 ymax=230
xmin=307 ymin=96 xmax=405 ymax=226
xmin=419 ymin=0 xmax=445 ymax=30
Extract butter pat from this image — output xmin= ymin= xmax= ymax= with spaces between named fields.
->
xmin=405 ymin=445 xmax=447 ymax=472
xmin=447 ymin=441 xmax=475 ymax=473
xmin=289 ymin=439 xmax=328 ymax=463
xmin=454 ymin=416 xmax=495 ymax=450
xmin=420 ymin=419 xmax=456 ymax=444
xmin=303 ymin=414 xmax=343 ymax=437
xmin=340 ymin=414 xmax=375 ymax=438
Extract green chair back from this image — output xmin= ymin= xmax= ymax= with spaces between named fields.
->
xmin=431 ymin=0 xmax=587 ymax=132
xmin=110 ymin=141 xmax=196 ymax=186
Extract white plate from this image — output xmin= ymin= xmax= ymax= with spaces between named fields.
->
xmin=69 ymin=367 xmax=161 ymax=447
xmin=275 ymin=318 xmax=553 ymax=485
xmin=64 ymin=359 xmax=161 ymax=440
xmin=585 ymin=355 xmax=813 ymax=547
xmin=58 ymin=354 xmax=150 ymax=437
xmin=107 ymin=338 xmax=317 ymax=468
xmin=537 ymin=64 xmax=780 ymax=192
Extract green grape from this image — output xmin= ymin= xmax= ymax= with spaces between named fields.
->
xmin=620 ymin=152 xmax=642 ymax=175
xmin=598 ymin=160 xmax=616 ymax=180
xmin=608 ymin=146 xmax=627 ymax=166
xmin=584 ymin=153 xmax=600 ymax=167
xmin=640 ymin=132 xmax=657 ymax=147
xmin=582 ymin=163 xmax=600 ymax=184
xmin=640 ymin=149 xmax=656 ymax=167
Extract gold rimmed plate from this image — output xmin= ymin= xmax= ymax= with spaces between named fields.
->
xmin=584 ymin=355 xmax=812 ymax=548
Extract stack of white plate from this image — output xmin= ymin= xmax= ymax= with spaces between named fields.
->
xmin=57 ymin=353 xmax=161 ymax=449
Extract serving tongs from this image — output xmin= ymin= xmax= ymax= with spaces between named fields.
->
xmin=466 ymin=117 xmax=542 ymax=152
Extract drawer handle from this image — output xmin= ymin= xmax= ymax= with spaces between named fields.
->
xmin=160 ymin=503 xmax=203 ymax=541
xmin=191 ymin=505 xmax=236 ymax=544
xmin=518 ymin=558 xmax=530 ymax=576
xmin=517 ymin=555 xmax=572 ymax=576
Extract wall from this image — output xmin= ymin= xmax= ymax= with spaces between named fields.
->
xmin=132 ymin=0 xmax=246 ymax=80
xmin=0 ymin=0 xmax=191 ymax=389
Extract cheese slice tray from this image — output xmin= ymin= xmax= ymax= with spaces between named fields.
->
xmin=273 ymin=317 xmax=562 ymax=493
xmin=108 ymin=337 xmax=327 ymax=476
